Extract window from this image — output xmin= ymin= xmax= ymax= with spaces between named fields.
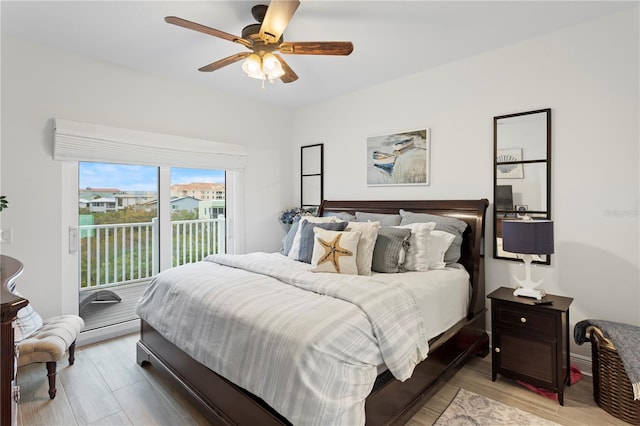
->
xmin=56 ymin=119 xmax=247 ymax=342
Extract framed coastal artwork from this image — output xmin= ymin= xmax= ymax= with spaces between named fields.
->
xmin=496 ymin=148 xmax=524 ymax=179
xmin=367 ymin=128 xmax=430 ymax=186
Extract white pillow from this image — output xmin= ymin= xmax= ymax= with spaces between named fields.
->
xmin=310 ymin=228 xmax=361 ymax=275
xmin=345 ymin=221 xmax=380 ymax=275
xmin=288 ymin=216 xmax=339 ymax=260
xmin=13 ymin=291 xmax=43 ymax=342
xmin=394 ymin=222 xmax=436 ymax=272
xmin=427 ymin=230 xmax=456 ymax=270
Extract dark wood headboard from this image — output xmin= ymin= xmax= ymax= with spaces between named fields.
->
xmin=318 ymin=199 xmax=489 ymax=320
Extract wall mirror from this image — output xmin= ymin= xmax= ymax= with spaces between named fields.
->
xmin=301 ymin=143 xmax=324 ymax=212
xmin=493 ymin=108 xmax=551 ymax=264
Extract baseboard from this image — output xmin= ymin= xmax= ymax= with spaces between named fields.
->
xmin=570 ymin=353 xmax=592 ymax=377
xmin=77 ymin=319 xmax=139 ymax=347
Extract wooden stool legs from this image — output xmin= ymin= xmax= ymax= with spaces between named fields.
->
xmin=69 ymin=341 xmax=76 ymax=365
xmin=46 ymin=362 xmax=57 ymax=399
xmin=45 ymin=341 xmax=77 ymax=399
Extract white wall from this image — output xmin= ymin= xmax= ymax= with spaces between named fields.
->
xmin=292 ymin=9 xmax=639 ymax=358
xmin=0 ymin=36 xmax=295 ymax=319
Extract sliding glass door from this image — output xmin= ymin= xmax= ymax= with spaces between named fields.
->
xmin=170 ymin=167 xmax=226 ymax=267
xmin=77 ymin=162 xmax=225 ymax=332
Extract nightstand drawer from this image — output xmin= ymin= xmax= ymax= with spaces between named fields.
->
xmin=496 ymin=305 xmax=555 ymax=337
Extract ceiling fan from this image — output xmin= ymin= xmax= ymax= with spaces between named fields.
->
xmin=165 ymin=0 xmax=353 ymax=84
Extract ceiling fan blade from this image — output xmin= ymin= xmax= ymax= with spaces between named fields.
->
xmin=279 ymin=41 xmax=354 ymax=56
xmin=165 ymin=16 xmax=252 ymax=48
xmin=273 ymin=54 xmax=298 ymax=83
xmin=259 ymin=0 xmax=300 ymax=44
xmin=198 ymin=52 xmax=251 ymax=72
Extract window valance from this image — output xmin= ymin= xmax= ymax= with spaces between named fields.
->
xmin=53 ymin=119 xmax=248 ymax=170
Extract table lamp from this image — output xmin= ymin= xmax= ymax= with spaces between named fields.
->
xmin=502 ymin=217 xmax=554 ymax=300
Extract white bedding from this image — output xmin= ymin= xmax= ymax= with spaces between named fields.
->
xmin=373 ymin=265 xmax=470 ymax=342
xmin=136 ymin=253 xmax=469 ymax=426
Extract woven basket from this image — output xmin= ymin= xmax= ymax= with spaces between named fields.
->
xmin=589 ymin=326 xmax=640 ymax=425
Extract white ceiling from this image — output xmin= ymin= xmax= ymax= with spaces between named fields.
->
xmin=1 ymin=1 xmax=635 ymax=109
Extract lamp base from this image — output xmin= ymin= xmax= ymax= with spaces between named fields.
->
xmin=513 ymin=286 xmax=546 ymax=300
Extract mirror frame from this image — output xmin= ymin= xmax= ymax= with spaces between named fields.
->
xmin=300 ymin=143 xmax=324 ymax=212
xmin=493 ymin=108 xmax=551 ymax=265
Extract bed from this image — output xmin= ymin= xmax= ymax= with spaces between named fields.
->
xmin=136 ymin=199 xmax=489 ymax=425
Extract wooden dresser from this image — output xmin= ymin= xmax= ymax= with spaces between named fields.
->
xmin=1 ymin=255 xmax=27 ymax=426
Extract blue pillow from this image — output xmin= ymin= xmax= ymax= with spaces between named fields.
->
xmin=355 ymin=211 xmax=401 ymax=226
xmin=323 ymin=211 xmax=356 ymax=222
xmin=371 ymin=227 xmax=411 ymax=273
xmin=297 ymin=220 xmax=347 ymax=263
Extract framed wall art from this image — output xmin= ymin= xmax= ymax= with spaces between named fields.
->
xmin=367 ymin=128 xmax=430 ymax=186
xmin=496 ymin=148 xmax=524 ymax=179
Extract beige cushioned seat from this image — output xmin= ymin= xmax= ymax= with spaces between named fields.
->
xmin=17 ymin=315 xmax=84 ymax=398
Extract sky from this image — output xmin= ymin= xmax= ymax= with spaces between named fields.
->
xmin=79 ymin=162 xmax=225 ymax=191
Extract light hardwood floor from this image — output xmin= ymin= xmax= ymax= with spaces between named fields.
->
xmin=17 ymin=332 xmax=627 ymax=425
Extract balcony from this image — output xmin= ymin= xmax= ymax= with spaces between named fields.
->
xmin=79 ymin=216 xmax=225 ymax=331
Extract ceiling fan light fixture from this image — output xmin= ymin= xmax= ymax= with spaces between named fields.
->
xmin=166 ymin=0 xmax=351 ymax=86
xmin=262 ymin=53 xmax=285 ymax=80
xmin=242 ymin=53 xmax=263 ymax=79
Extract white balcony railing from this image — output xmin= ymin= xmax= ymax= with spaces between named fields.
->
xmin=79 ymin=216 xmax=225 ymax=290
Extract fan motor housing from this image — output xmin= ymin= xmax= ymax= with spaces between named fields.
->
xmin=242 ymin=23 xmax=283 ymax=46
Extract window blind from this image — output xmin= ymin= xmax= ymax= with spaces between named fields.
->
xmin=53 ymin=119 xmax=248 ymax=170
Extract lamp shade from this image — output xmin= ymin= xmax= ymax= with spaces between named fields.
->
xmin=262 ymin=53 xmax=284 ymax=80
xmin=502 ymin=219 xmax=554 ymax=255
xmin=242 ymin=54 xmax=264 ymax=79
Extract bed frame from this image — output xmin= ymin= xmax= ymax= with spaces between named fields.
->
xmin=137 ymin=199 xmax=489 ymax=425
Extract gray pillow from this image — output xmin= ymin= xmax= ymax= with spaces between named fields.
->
xmin=297 ymin=220 xmax=348 ymax=264
xmin=399 ymin=209 xmax=468 ymax=263
xmin=323 ymin=211 xmax=356 ymax=222
xmin=280 ymin=217 xmax=301 ymax=256
xmin=371 ymin=227 xmax=411 ymax=273
xmin=355 ymin=211 xmax=401 ymax=226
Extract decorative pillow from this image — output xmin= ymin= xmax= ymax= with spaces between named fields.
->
xmin=371 ymin=227 xmax=411 ymax=273
xmin=399 ymin=210 xmax=468 ymax=264
xmin=323 ymin=211 xmax=356 ymax=222
xmin=280 ymin=217 xmax=301 ymax=256
xmin=394 ymin=222 xmax=436 ymax=272
xmin=355 ymin=211 xmax=401 ymax=226
xmin=345 ymin=221 xmax=381 ymax=275
xmin=427 ymin=230 xmax=456 ymax=270
xmin=288 ymin=216 xmax=338 ymax=260
xmin=310 ymin=229 xmax=361 ymax=275
xmin=13 ymin=291 xmax=43 ymax=342
xmin=297 ymin=220 xmax=348 ymax=264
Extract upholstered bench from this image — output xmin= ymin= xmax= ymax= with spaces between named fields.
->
xmin=17 ymin=315 xmax=84 ymax=399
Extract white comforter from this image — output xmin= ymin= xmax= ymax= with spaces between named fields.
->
xmin=136 ymin=252 xmax=455 ymax=425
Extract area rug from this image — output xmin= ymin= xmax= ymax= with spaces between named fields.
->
xmin=517 ymin=365 xmax=584 ymax=401
xmin=434 ymin=388 xmax=560 ymax=425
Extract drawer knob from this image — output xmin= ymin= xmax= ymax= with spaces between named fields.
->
xmin=520 ymin=317 xmax=527 ymax=323
xmin=494 ymin=347 xmax=501 ymax=353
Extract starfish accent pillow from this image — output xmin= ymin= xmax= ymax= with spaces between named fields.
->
xmin=310 ymin=228 xmax=361 ymax=275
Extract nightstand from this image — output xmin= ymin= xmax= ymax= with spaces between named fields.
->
xmin=487 ymin=287 xmax=573 ymax=405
